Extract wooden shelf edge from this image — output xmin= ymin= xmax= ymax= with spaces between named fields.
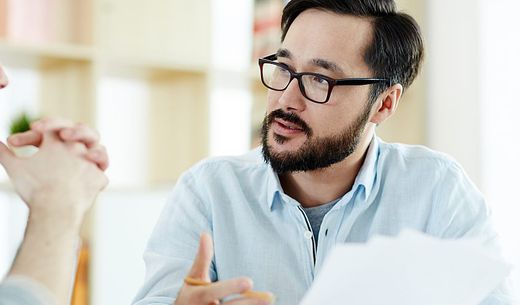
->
xmin=0 ymin=39 xmax=95 ymax=62
xmin=98 ymin=55 xmax=209 ymax=76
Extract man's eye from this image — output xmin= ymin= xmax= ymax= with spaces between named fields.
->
xmin=276 ymin=65 xmax=289 ymax=73
xmin=312 ymin=75 xmax=328 ymax=85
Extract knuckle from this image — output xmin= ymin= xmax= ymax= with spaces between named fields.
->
xmin=67 ymin=142 xmax=87 ymax=153
xmin=197 ymin=289 xmax=211 ymax=301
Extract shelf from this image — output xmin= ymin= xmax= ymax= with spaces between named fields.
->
xmin=97 ymin=55 xmax=208 ymax=79
xmin=0 ymin=39 xmax=210 ymax=84
xmin=0 ymin=39 xmax=95 ymax=68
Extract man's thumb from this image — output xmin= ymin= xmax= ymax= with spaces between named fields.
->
xmin=187 ymin=232 xmax=214 ymax=282
xmin=0 ymin=141 xmax=15 ymax=170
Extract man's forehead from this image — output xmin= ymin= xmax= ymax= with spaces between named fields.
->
xmin=282 ymin=9 xmax=373 ymax=74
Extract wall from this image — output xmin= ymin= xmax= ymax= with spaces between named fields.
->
xmin=376 ymin=0 xmax=427 ymax=145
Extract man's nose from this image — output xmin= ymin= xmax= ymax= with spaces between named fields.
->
xmin=277 ymin=78 xmax=306 ymax=112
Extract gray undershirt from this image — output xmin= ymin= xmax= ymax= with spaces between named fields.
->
xmin=303 ymin=198 xmax=340 ymax=247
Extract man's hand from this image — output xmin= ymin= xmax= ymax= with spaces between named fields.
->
xmin=0 ymin=130 xmax=108 ymax=217
xmin=0 ymin=121 xmax=108 ymax=305
xmin=175 ymin=233 xmax=272 ymax=305
xmin=7 ymin=117 xmax=109 ymax=171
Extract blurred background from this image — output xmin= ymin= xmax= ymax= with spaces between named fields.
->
xmin=0 ymin=0 xmax=519 ymax=304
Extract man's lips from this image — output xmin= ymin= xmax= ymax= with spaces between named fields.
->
xmin=272 ymin=118 xmax=305 ymax=136
xmin=274 ymin=118 xmax=304 ymax=130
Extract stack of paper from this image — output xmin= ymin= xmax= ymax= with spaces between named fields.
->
xmin=299 ymin=230 xmax=511 ymax=305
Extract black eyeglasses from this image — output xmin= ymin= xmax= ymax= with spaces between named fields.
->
xmin=258 ymin=54 xmax=390 ymax=104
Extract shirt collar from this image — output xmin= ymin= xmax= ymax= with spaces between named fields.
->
xmin=352 ymin=135 xmax=380 ymax=201
xmin=267 ymin=166 xmax=283 ymax=211
xmin=265 ymin=135 xmax=380 ymax=211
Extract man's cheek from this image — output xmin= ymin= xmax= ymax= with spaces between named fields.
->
xmin=266 ymin=91 xmax=282 ymax=109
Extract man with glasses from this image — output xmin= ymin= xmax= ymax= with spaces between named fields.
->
xmin=0 ymin=66 xmax=109 ymax=305
xmin=134 ymin=1 xmax=512 ymax=305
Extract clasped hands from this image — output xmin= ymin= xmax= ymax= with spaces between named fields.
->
xmin=0 ymin=118 xmax=109 ymax=216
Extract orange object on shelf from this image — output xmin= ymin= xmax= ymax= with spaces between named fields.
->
xmin=71 ymin=240 xmax=89 ymax=305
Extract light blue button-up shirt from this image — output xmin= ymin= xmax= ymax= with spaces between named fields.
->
xmin=133 ymin=137 xmax=512 ymax=305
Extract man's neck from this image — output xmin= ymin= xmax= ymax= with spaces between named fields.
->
xmin=279 ymin=131 xmax=374 ymax=208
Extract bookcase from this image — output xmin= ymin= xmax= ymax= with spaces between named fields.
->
xmin=0 ymin=2 xmax=213 ymax=303
xmin=0 ymin=0 xmax=211 ymax=186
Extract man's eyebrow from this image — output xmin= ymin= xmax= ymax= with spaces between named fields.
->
xmin=276 ymin=48 xmax=292 ymax=59
xmin=311 ymin=58 xmax=344 ymax=74
xmin=276 ymin=49 xmax=344 ymax=74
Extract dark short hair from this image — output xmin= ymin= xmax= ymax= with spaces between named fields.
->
xmin=281 ymin=0 xmax=424 ymax=102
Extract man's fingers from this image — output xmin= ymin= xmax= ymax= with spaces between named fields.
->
xmin=197 ymin=278 xmax=253 ymax=303
xmin=85 ymin=145 xmax=109 ymax=171
xmin=8 ymin=130 xmax=43 ymax=147
xmin=59 ymin=125 xmax=100 ymax=148
xmin=30 ymin=117 xmax=74 ymax=132
xmin=10 ymin=128 xmax=109 ymax=171
xmin=0 ymin=141 xmax=16 ymax=170
xmin=33 ymin=118 xmax=100 ymax=148
xmin=188 ymin=233 xmax=214 ymax=281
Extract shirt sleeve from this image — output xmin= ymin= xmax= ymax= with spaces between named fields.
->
xmin=0 ymin=276 xmax=57 ymax=305
xmin=429 ymin=162 xmax=518 ymax=305
xmin=132 ymin=169 xmax=216 ymax=305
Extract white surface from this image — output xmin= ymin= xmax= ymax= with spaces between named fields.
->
xmin=96 ymin=77 xmax=150 ymax=187
xmin=0 ymin=191 xmax=29 ymax=280
xmin=90 ymin=188 xmax=169 ymax=305
xmin=426 ymin=0 xmax=481 ymax=185
xmin=210 ymin=88 xmax=252 ymax=156
xmin=209 ymin=0 xmax=254 ymax=156
xmin=479 ymin=0 xmax=520 ymax=295
xmin=427 ymin=0 xmax=520 ymax=296
xmin=299 ymin=230 xmax=511 ymax=305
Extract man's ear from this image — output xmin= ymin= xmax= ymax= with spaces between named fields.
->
xmin=370 ymin=84 xmax=403 ymax=125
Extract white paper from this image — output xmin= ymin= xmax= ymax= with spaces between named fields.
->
xmin=299 ymin=230 xmax=511 ymax=305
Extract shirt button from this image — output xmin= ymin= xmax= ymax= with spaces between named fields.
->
xmin=325 ymin=229 xmax=328 ymax=236
xmin=304 ymin=231 xmax=313 ymax=239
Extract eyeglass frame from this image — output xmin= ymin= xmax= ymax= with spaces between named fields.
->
xmin=258 ymin=54 xmax=391 ymax=104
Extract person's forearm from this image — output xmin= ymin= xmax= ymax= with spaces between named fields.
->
xmin=8 ymin=195 xmax=86 ymax=305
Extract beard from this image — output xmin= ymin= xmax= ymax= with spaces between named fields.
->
xmin=261 ymin=105 xmax=372 ymax=174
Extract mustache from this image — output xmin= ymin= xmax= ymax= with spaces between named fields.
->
xmin=266 ymin=109 xmax=312 ymax=136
